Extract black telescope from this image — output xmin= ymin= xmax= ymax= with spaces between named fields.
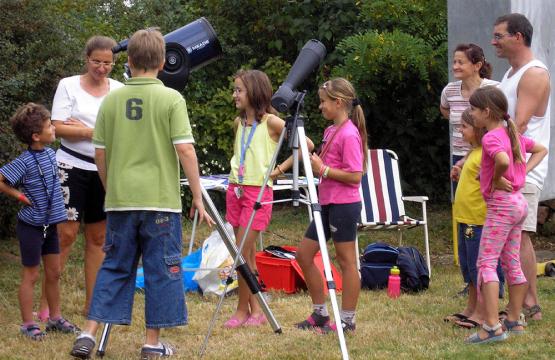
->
xmin=271 ymin=40 xmax=327 ymax=113
xmin=113 ymin=17 xmax=223 ymax=92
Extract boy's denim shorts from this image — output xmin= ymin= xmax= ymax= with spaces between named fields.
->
xmin=88 ymin=211 xmax=187 ymax=328
xmin=458 ymin=223 xmax=505 ymax=295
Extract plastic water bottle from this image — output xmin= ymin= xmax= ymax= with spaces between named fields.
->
xmin=387 ymin=266 xmax=401 ymax=298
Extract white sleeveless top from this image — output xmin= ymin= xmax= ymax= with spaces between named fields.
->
xmin=498 ymin=59 xmax=551 ymax=189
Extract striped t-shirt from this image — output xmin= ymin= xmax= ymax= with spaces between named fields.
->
xmin=0 ymin=148 xmax=66 ymax=226
xmin=440 ymin=78 xmax=499 ymax=156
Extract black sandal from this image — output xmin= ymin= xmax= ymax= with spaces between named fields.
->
xmin=454 ymin=318 xmax=480 ymax=329
xmin=523 ymin=304 xmax=542 ymax=321
xmin=443 ymin=313 xmax=468 ymax=323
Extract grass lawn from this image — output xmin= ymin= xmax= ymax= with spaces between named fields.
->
xmin=0 ymin=203 xmax=554 ymax=359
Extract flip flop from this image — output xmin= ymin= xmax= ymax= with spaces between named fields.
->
xmin=443 ymin=313 xmax=468 ymax=323
xmin=523 ymin=304 xmax=542 ymax=321
xmin=455 ymin=318 xmax=481 ymax=329
xmin=223 ymin=314 xmax=250 ymax=329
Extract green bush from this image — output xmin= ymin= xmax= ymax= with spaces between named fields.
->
xmin=328 ymin=0 xmax=449 ymax=201
xmin=0 ymin=0 xmax=450 ymax=230
xmin=361 ymin=0 xmax=447 ymax=47
xmin=333 ymin=29 xmax=448 ymax=200
xmin=0 ymin=1 xmax=82 ymax=237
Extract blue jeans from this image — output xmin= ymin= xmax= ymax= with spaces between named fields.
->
xmin=88 ymin=211 xmax=187 ymax=328
xmin=458 ymin=223 xmax=505 ymax=297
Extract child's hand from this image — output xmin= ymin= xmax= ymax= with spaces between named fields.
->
xmin=18 ymin=193 xmax=32 ymax=206
xmin=450 ymin=165 xmax=461 ymax=181
xmin=190 ymin=198 xmax=214 ymax=227
xmin=270 ymin=167 xmax=281 ymax=181
xmin=493 ymin=176 xmax=513 ymax=192
xmin=310 ymin=153 xmax=323 ymax=174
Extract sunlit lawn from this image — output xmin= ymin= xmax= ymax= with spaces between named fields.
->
xmin=0 ymin=202 xmax=554 ymax=359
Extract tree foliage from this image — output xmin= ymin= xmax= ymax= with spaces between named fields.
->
xmin=334 ymin=0 xmax=448 ymax=197
xmin=0 ymin=0 xmax=448 ymax=237
xmin=0 ymin=0 xmax=82 ymax=237
xmin=334 ymin=30 xmax=448 ymax=196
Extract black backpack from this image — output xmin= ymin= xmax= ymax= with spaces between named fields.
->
xmin=397 ymin=246 xmax=429 ymax=292
xmin=359 ymin=242 xmax=399 ymax=289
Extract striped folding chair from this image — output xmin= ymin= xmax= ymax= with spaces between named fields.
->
xmin=357 ymin=149 xmax=431 ymax=275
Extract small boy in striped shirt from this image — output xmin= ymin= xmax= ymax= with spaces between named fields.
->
xmin=0 ymin=103 xmax=79 ymax=340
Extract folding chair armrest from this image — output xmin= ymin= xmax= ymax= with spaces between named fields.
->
xmin=402 ymin=196 xmax=428 ymax=203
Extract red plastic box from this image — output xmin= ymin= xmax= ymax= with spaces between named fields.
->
xmin=255 ymin=246 xmax=301 ymax=293
xmin=255 ymin=246 xmax=342 ymax=294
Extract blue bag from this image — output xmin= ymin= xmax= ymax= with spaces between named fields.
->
xmin=360 ymin=242 xmax=399 ymax=289
xmin=397 ymin=246 xmax=429 ymax=292
xmin=135 ymin=249 xmax=202 ymax=293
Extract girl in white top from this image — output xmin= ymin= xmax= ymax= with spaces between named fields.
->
xmin=36 ymin=36 xmax=124 ymax=320
xmin=440 ymin=43 xmax=499 ymax=197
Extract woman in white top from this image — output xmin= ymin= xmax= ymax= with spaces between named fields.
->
xmin=37 ymin=36 xmax=124 ymax=319
xmin=440 ymin=43 xmax=498 ymax=197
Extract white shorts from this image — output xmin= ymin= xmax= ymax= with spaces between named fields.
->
xmin=521 ymin=182 xmax=541 ymax=232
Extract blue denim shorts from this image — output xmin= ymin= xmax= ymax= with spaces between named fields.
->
xmin=458 ymin=223 xmax=505 ymax=295
xmin=458 ymin=224 xmax=482 ymax=285
xmin=88 ymin=211 xmax=187 ymax=328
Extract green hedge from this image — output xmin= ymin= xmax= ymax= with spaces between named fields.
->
xmin=334 ymin=29 xmax=448 ymax=198
xmin=0 ymin=1 xmax=449 ymax=238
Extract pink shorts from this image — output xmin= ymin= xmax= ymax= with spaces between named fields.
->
xmin=225 ymin=184 xmax=273 ymax=231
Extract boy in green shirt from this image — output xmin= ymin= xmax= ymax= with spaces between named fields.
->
xmin=71 ymin=28 xmax=212 ymax=359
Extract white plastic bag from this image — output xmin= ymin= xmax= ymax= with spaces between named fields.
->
xmin=193 ymin=222 xmax=238 ymax=296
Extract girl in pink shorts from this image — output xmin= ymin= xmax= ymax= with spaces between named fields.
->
xmin=223 ymin=70 xmax=286 ymax=328
xmin=466 ymin=86 xmax=547 ymax=344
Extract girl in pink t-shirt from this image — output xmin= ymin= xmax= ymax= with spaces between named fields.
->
xmin=466 ymin=86 xmax=547 ymax=344
xmin=295 ymin=77 xmax=368 ymax=333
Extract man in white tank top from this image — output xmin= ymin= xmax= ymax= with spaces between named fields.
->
xmin=493 ymin=13 xmax=550 ymax=321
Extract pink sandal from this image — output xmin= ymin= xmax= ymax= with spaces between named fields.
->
xmin=223 ymin=314 xmax=250 ymax=329
xmin=244 ymin=313 xmax=267 ymax=326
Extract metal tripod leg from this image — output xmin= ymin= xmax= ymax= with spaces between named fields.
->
xmin=96 ymin=322 xmax=111 ymax=357
xmin=96 ymin=186 xmax=281 ymax=359
xmin=199 ymin=185 xmax=281 ymax=357
xmin=216 ymin=110 xmax=349 ymax=359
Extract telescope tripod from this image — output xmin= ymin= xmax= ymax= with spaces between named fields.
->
xmin=96 ymin=97 xmax=350 ymax=360
xmin=94 ymin=186 xmax=281 ymax=358
xmin=277 ymin=111 xmax=350 ymax=360
xmin=202 ymin=95 xmax=350 ymax=359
